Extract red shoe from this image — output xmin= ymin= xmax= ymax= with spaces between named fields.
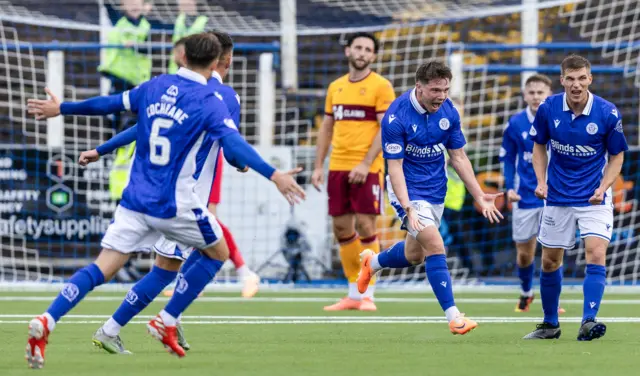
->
xmin=25 ymin=316 xmax=50 ymax=369
xmin=146 ymin=315 xmax=186 ymax=358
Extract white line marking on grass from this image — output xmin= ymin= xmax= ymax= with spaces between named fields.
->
xmin=2 ymin=315 xmax=640 ymax=325
xmin=2 ymin=296 xmax=640 ymax=304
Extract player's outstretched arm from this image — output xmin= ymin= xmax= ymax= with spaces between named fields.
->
xmin=448 ymin=147 xmax=504 ymax=223
xmin=78 ymin=125 xmax=138 ymax=166
xmin=387 ymin=159 xmax=425 ymax=233
xmin=311 ymin=115 xmax=335 ymax=191
xmin=590 ymin=152 xmax=624 ymax=204
xmin=531 ymin=142 xmax=548 ymax=199
xmin=220 ymin=132 xmax=306 ymax=205
xmin=28 ymin=88 xmax=128 ymax=120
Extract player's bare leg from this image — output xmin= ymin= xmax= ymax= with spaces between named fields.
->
xmin=523 ymin=247 xmax=563 ymax=339
xmin=414 ymin=227 xmax=477 ymax=335
xmin=324 ymin=214 xmax=363 ymax=311
xmin=355 ymin=213 xmax=378 ymax=311
xmin=148 ymin=239 xmax=229 ymax=357
xmin=94 ymin=255 xmax=185 ymax=354
xmin=27 ymin=249 xmax=129 ymax=368
xmin=577 ymin=236 xmax=608 ymax=341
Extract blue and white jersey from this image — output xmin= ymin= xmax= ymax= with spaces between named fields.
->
xmin=120 ymin=67 xmax=238 ymax=218
xmin=500 ymin=107 xmax=543 ymax=209
xmin=530 ymin=92 xmax=628 ymax=207
xmin=382 ymin=89 xmax=466 ymax=204
xmin=191 ymin=72 xmax=243 ymax=203
xmin=208 ymin=71 xmax=241 ymax=126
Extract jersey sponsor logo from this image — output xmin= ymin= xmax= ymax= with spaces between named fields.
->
xmin=439 ymin=118 xmax=450 ymax=130
xmin=331 ymin=104 xmax=376 ymax=121
xmin=615 ymin=120 xmax=623 ymax=133
xmin=529 ymin=125 xmax=537 ymax=136
xmin=405 ymin=143 xmax=445 ymax=158
xmin=385 ymin=143 xmax=403 ymax=154
xmin=167 ymin=85 xmax=179 ymax=96
xmin=586 ymin=122 xmax=598 ymax=135
xmin=388 ymin=114 xmax=396 ymax=123
xmin=550 ymin=140 xmax=596 ymax=156
xmin=554 ymin=119 xmax=560 ymax=128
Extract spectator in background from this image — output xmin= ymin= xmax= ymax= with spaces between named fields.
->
xmin=99 ymin=0 xmax=152 ymax=96
xmin=168 ymin=0 xmax=208 ymax=73
xmin=441 ymin=97 xmax=474 ymax=273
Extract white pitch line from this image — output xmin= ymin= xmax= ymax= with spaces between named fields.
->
xmin=1 ymin=296 xmax=640 ymax=304
xmin=1 ymin=316 xmax=640 ymax=325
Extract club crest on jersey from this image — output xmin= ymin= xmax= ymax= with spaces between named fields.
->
xmin=586 ymin=122 xmax=598 ymax=135
xmin=529 ymin=125 xmax=537 ymax=136
xmin=439 ymin=118 xmax=450 ymax=130
xmin=615 ymin=120 xmax=623 ymax=133
xmin=554 ymin=119 xmax=560 ymax=128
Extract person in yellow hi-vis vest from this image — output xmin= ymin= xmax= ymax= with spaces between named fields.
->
xmin=109 ymin=141 xmax=136 ymax=203
xmin=168 ymin=0 xmax=208 ymax=74
xmin=99 ymin=0 xmax=152 ymax=90
xmin=99 ymin=0 xmax=153 ymax=132
xmin=441 ymin=97 xmax=474 ymax=272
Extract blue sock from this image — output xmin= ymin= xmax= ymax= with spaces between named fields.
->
xmin=112 ymin=265 xmax=178 ymax=327
xmin=46 ymin=263 xmax=105 ymax=322
xmin=164 ymin=253 xmax=223 ymax=318
xmin=377 ymin=241 xmax=411 ymax=268
xmin=180 ymin=250 xmax=202 ymax=274
xmin=582 ymin=264 xmax=606 ymax=323
xmin=540 ymin=267 xmax=562 ymax=326
xmin=426 ymin=254 xmax=455 ymax=311
xmin=518 ymin=263 xmax=535 ymax=295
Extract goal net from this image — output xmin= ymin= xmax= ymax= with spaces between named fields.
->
xmin=1 ymin=0 xmax=639 ymax=287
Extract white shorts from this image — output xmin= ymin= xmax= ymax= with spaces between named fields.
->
xmin=101 ymin=205 xmax=223 ymax=253
xmin=387 ymin=177 xmax=444 ymax=238
xmin=512 ymin=206 xmax=543 ymax=243
xmin=537 ymin=204 xmax=614 ymax=249
xmin=153 ymin=237 xmax=194 ymax=261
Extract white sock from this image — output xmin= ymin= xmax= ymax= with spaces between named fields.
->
xmin=347 ymin=282 xmax=361 ymax=300
xmin=521 ymin=289 xmax=534 ymax=297
xmin=102 ymin=317 xmax=122 ymax=337
xmin=237 ymin=265 xmax=250 ymax=279
xmin=445 ymin=306 xmax=461 ymax=322
xmin=362 ymin=284 xmax=375 ymax=300
xmin=43 ymin=312 xmax=56 ymax=332
xmin=370 ymin=254 xmax=382 ymax=272
xmin=159 ymin=309 xmax=177 ymax=326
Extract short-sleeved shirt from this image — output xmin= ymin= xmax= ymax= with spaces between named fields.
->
xmin=381 ymin=89 xmax=466 ymax=204
xmin=324 ymin=71 xmax=395 ymax=172
xmin=529 ymin=92 xmax=628 ymax=206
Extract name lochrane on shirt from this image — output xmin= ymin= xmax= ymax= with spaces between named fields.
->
xmin=146 ymin=103 xmax=190 ymax=124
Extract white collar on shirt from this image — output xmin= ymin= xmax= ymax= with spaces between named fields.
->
xmin=410 ymin=88 xmax=427 ymax=114
xmin=562 ymin=91 xmax=594 ymax=116
xmin=526 ymin=106 xmax=535 ymax=123
xmin=176 ymin=67 xmax=208 ymax=85
xmin=211 ymin=71 xmax=223 ymax=84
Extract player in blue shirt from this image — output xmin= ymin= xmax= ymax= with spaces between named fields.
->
xmin=356 ymin=61 xmax=503 ymax=334
xmin=24 ymin=33 xmax=305 ymax=367
xmin=524 ymin=55 xmax=628 ymax=340
xmin=500 ymin=74 xmax=558 ymax=312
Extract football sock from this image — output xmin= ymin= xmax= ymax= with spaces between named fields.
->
xmin=518 ymin=262 xmax=535 ymax=296
xmin=426 ymin=254 xmax=457 ymax=319
xmin=540 ymin=267 xmax=563 ymax=326
xmin=582 ymin=264 xmax=606 ymax=323
xmin=46 ymin=264 xmax=105 ymax=325
xmin=375 ymin=241 xmax=410 ymax=270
